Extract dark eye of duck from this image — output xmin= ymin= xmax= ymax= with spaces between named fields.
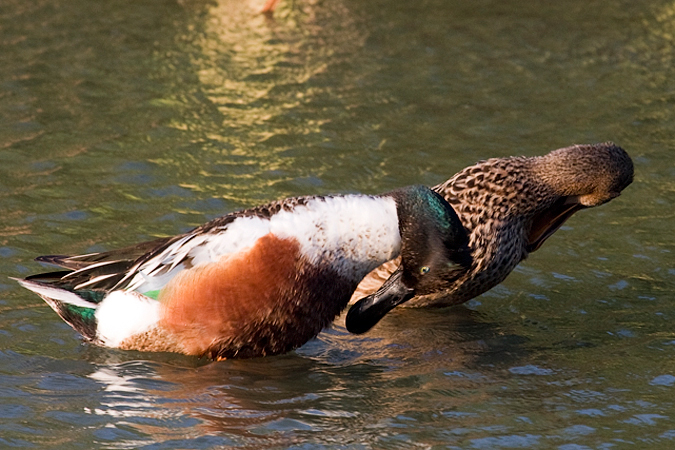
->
xmin=420 ymin=266 xmax=430 ymax=275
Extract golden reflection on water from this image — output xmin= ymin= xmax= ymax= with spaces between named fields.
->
xmin=168 ymin=0 xmax=372 ymax=202
xmin=196 ymin=0 xmax=350 ymax=127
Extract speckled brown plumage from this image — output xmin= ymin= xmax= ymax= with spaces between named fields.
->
xmin=351 ymin=142 xmax=634 ymax=307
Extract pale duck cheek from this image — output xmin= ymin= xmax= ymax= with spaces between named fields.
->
xmin=95 ymin=291 xmax=161 ymax=348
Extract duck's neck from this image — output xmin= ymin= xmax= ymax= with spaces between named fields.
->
xmin=385 ymin=185 xmax=465 ymax=267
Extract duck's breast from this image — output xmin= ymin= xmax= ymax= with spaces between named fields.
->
xmin=270 ymin=195 xmax=401 ymax=278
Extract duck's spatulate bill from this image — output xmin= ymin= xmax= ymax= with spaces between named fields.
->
xmin=345 ymin=267 xmax=415 ymax=335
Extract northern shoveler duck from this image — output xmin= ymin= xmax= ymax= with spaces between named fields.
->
xmin=16 ymin=185 xmax=471 ymax=359
xmin=349 ymin=142 xmax=634 ymax=315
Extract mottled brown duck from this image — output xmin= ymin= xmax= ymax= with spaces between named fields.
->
xmin=350 ymin=142 xmax=634 ymax=308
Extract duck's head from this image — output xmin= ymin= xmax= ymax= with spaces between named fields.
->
xmin=345 ymin=185 xmax=472 ymax=334
xmin=526 ymin=142 xmax=634 ymax=252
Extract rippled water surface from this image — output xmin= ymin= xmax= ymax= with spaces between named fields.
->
xmin=1 ymin=0 xmax=674 ymax=448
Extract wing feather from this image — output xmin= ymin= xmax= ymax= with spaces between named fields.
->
xmin=27 ymin=194 xmax=323 ymax=294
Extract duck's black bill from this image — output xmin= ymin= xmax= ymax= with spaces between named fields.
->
xmin=346 ymin=267 xmax=415 ymax=335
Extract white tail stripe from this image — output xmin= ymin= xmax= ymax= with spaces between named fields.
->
xmin=13 ymin=278 xmax=96 ymax=309
xmin=63 ymin=260 xmax=122 ymax=280
xmin=74 ymin=273 xmax=119 ymax=290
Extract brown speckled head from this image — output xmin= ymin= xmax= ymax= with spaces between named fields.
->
xmin=351 ymin=142 xmax=634 ymax=308
xmin=532 ymin=143 xmax=634 ymax=207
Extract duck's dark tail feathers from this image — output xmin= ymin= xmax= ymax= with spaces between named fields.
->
xmin=13 ymin=276 xmax=102 ymax=341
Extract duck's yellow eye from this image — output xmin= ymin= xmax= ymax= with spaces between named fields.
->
xmin=420 ymin=266 xmax=430 ymax=275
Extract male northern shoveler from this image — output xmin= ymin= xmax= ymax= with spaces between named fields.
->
xmin=16 ymin=185 xmax=471 ymax=359
xmin=350 ymin=142 xmax=634 ymax=310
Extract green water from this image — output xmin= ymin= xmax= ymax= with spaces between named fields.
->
xmin=1 ymin=0 xmax=674 ymax=448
